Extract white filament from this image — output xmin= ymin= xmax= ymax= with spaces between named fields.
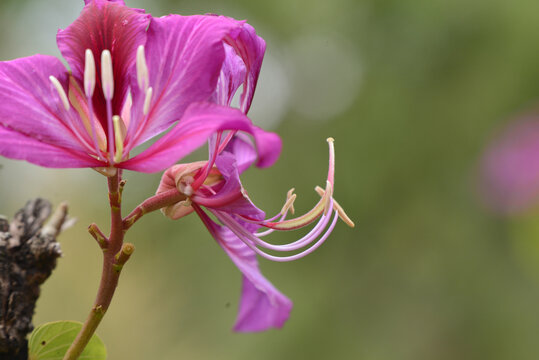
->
xmin=213 ymin=202 xmax=338 ymax=262
xmin=49 ymin=75 xmax=70 ymax=111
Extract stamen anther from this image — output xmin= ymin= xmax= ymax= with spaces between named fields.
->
xmin=280 ymin=191 xmax=296 ymax=215
xmin=49 ymin=76 xmax=70 ymax=110
xmin=136 ymin=45 xmax=149 ymax=91
xmin=143 ymin=87 xmax=153 ymax=115
xmin=84 ymin=49 xmax=96 ymax=97
xmin=286 ymin=188 xmax=296 ymax=214
xmin=315 ymin=186 xmax=355 ymax=228
xmin=101 ymin=50 xmax=114 ymax=100
xmin=112 ymin=115 xmax=124 ymax=163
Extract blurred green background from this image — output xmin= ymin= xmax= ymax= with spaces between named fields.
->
xmin=2 ymin=0 xmax=539 ymax=359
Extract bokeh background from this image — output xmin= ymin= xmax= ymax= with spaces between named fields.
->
xmin=2 ymin=0 xmax=539 ymax=359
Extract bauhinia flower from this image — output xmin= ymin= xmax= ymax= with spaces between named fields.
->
xmin=0 ymin=0 xmax=279 ymax=174
xmin=155 ymin=136 xmax=354 ymax=331
xmin=480 ymin=114 xmax=539 ymax=214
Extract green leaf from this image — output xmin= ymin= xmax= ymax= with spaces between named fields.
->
xmin=28 ymin=321 xmax=107 ymax=360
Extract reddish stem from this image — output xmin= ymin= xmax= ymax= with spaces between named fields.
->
xmin=63 ymin=176 xmax=185 ymax=360
xmin=123 ymin=188 xmax=185 ymax=230
xmin=63 ymin=172 xmax=126 ymax=360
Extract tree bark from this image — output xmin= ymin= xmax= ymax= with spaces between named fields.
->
xmin=0 ymin=199 xmax=68 ymax=360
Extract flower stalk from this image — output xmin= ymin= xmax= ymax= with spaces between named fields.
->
xmin=63 ymin=173 xmax=125 ymax=360
xmin=63 ymin=174 xmax=186 ymax=360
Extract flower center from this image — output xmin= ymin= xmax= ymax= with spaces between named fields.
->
xmin=49 ymin=46 xmax=155 ymax=166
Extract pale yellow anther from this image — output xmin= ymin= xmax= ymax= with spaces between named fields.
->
xmin=84 ymin=49 xmax=96 ymax=97
xmin=315 ymin=186 xmax=355 ymax=228
xmin=286 ymin=188 xmax=296 ymax=214
xmin=136 ymin=45 xmax=149 ymax=91
xmin=49 ymin=76 xmax=70 ymax=111
xmin=143 ymin=87 xmax=153 ymax=115
xmin=101 ymin=50 xmax=114 ymax=100
xmin=112 ymin=115 xmax=124 ymax=163
xmin=280 ymin=193 xmax=297 ymax=215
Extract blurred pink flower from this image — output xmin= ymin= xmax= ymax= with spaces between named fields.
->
xmin=156 ymin=136 xmax=354 ymax=331
xmin=481 ymin=115 xmax=539 ymax=214
xmin=0 ymin=0 xmax=277 ymax=173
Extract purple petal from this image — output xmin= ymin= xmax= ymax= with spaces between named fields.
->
xmin=223 ymin=20 xmax=266 ymax=114
xmin=0 ymin=55 xmax=90 ymax=152
xmin=125 ymin=14 xmax=244 ymax=147
xmin=194 ymin=205 xmax=292 ymax=332
xmin=120 ymin=103 xmax=281 ymax=172
xmin=234 ymin=274 xmax=292 ymax=332
xmin=224 ymin=134 xmax=259 ymax=173
xmin=194 ymin=151 xmax=265 ymax=218
xmin=212 ymin=44 xmax=247 ymax=107
xmin=0 ymin=126 xmax=103 ymax=168
xmin=57 ymin=0 xmax=149 ymax=130
xmin=481 ymin=117 xmax=539 ymax=214
xmin=84 ymin=0 xmax=125 ymax=5
xmin=249 ymin=125 xmax=282 ymax=168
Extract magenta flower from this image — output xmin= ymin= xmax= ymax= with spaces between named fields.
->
xmin=0 ymin=0 xmax=278 ymax=173
xmin=480 ymin=114 xmax=539 ymax=214
xmin=156 ymin=136 xmax=354 ymax=331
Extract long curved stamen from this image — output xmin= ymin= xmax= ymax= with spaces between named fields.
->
xmin=213 ymin=203 xmax=339 ymax=262
xmin=327 ymin=137 xmax=335 ymax=186
xmin=216 ymin=201 xmax=333 ymax=252
xmin=101 ymin=50 xmax=115 ymax=161
xmin=239 ymin=138 xmax=335 ymax=230
xmin=255 ymin=189 xmax=296 ymax=237
xmin=240 ymin=180 xmax=332 ymax=230
xmin=315 ymin=186 xmax=355 ymax=228
xmin=83 ymin=49 xmax=103 ymax=160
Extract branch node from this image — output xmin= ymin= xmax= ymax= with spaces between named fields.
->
xmin=114 ymin=242 xmax=135 ymax=269
xmin=88 ymin=223 xmax=108 ymax=249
